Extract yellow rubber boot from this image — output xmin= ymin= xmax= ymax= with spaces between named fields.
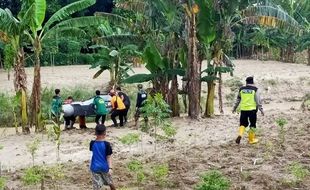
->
xmin=248 ymin=130 xmax=259 ymax=144
xmin=235 ymin=126 xmax=245 ymax=144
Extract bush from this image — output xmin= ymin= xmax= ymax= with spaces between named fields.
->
xmin=195 ymin=170 xmax=230 ymax=190
xmin=22 ymin=166 xmax=44 ymax=185
xmin=119 ymin=133 xmax=140 ymax=145
xmin=152 ymin=164 xmax=169 ymax=186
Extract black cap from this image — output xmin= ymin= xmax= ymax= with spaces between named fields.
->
xmin=96 ymin=90 xmax=100 ymax=96
xmin=95 ymin=124 xmax=106 ymax=135
xmin=246 ymin=76 xmax=254 ymax=84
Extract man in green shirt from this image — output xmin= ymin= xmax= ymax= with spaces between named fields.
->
xmin=93 ymin=90 xmax=108 ymax=125
xmin=233 ymin=77 xmax=264 ymax=144
xmin=51 ymin=89 xmax=63 ymax=124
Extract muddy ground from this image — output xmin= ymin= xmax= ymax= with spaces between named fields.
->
xmin=0 ymin=60 xmax=310 ymax=190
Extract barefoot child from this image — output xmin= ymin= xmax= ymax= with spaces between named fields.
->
xmin=90 ymin=124 xmax=115 ymax=190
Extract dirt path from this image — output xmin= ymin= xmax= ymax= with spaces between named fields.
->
xmin=0 ymin=60 xmax=310 ymax=189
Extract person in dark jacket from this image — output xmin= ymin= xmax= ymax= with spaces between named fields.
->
xmin=134 ymin=84 xmax=148 ymax=127
xmin=116 ymin=87 xmax=130 ymax=123
xmin=232 ymin=76 xmax=264 ymax=144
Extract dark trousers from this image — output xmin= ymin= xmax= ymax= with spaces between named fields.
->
xmin=240 ymin=110 xmax=257 ymax=128
xmin=64 ymin=116 xmax=76 ymax=127
xmin=124 ymin=106 xmax=130 ymax=122
xmin=95 ymin=114 xmax=106 ymax=125
xmin=111 ymin=109 xmax=126 ymax=127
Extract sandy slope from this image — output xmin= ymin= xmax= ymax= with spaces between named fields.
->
xmin=0 ymin=60 xmax=310 ymax=190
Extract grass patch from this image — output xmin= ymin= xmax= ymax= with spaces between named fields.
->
xmin=195 ymin=170 xmax=230 ymax=190
xmin=119 ymin=133 xmax=140 ymax=145
xmin=224 ymin=77 xmax=243 ymax=91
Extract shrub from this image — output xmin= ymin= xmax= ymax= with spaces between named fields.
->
xmin=127 ymin=160 xmax=145 ymax=185
xmin=195 ymin=170 xmax=230 ymax=190
xmin=26 ymin=138 xmax=41 ymax=166
xmin=22 ymin=166 xmax=44 ymax=185
xmin=119 ymin=133 xmax=140 ymax=145
xmin=152 ymin=164 xmax=169 ymax=186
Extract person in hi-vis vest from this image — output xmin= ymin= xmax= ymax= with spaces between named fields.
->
xmin=233 ymin=76 xmax=264 ymax=144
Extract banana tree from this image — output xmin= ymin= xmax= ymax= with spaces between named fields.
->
xmin=123 ymin=41 xmax=186 ymax=116
xmin=91 ymin=44 xmax=141 ymax=89
xmin=0 ymin=7 xmax=31 ymax=133
xmin=22 ymin=0 xmax=124 ymax=131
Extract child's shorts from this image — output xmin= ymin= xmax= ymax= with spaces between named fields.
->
xmin=92 ymin=172 xmax=113 ymax=189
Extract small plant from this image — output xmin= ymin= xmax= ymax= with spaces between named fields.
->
xmin=195 ymin=170 xmax=230 ymax=190
xmin=127 ymin=160 xmax=145 ymax=185
xmin=152 ymin=164 xmax=169 ymax=186
xmin=22 ymin=166 xmax=44 ymax=185
xmin=0 ymin=177 xmax=6 ymax=190
xmin=47 ymin=121 xmax=62 ymax=161
xmin=26 ymin=138 xmax=41 ymax=166
xmin=119 ymin=133 xmax=140 ymax=145
xmin=141 ymin=93 xmax=176 ymax=150
xmin=276 ymin=118 xmax=288 ymax=147
xmin=288 ymin=162 xmax=309 ymax=182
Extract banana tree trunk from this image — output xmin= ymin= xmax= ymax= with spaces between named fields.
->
xmin=30 ymin=38 xmax=42 ymax=132
xmin=13 ymin=48 xmax=29 ymax=134
xmin=169 ymin=75 xmax=180 ymax=117
xmin=187 ymin=12 xmax=201 ymax=119
xmin=218 ymin=71 xmax=223 ymax=114
xmin=205 ymin=81 xmax=215 ymax=117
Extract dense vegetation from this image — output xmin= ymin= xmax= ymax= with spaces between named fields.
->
xmin=0 ymin=0 xmax=309 ymax=131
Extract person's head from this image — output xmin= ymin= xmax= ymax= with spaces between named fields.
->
xmin=137 ymin=84 xmax=143 ymax=90
xmin=95 ymin=124 xmax=106 ymax=138
xmin=67 ymin=96 xmax=73 ymax=100
xmin=55 ymin=89 xmax=60 ymax=95
xmin=116 ymin=86 xmax=121 ymax=92
xmin=95 ymin=90 xmax=100 ymax=96
xmin=246 ymin=76 xmax=254 ymax=85
xmin=109 ymin=89 xmax=116 ymax=96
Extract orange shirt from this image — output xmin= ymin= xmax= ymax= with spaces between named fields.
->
xmin=111 ymin=96 xmax=126 ymax=110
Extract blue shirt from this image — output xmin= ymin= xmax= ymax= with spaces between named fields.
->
xmin=90 ymin=140 xmax=112 ymax=173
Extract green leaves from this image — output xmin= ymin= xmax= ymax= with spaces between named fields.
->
xmin=34 ymin=0 xmax=46 ymax=29
xmin=0 ymin=8 xmax=19 ymax=36
xmin=123 ymin=73 xmax=156 ymax=84
xmin=196 ymin=0 xmax=216 ymax=44
xmin=143 ymin=41 xmax=164 ymax=72
xmin=44 ymin=0 xmax=96 ymax=30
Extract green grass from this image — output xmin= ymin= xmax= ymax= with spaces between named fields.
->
xmin=195 ymin=170 xmax=230 ymax=190
xmin=119 ymin=133 xmax=140 ymax=145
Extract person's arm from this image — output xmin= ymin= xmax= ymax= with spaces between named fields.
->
xmin=105 ymin=142 xmax=113 ymax=170
xmin=232 ymin=91 xmax=241 ymax=113
xmin=89 ymin=140 xmax=95 ymax=151
xmin=255 ymin=90 xmax=264 ymax=115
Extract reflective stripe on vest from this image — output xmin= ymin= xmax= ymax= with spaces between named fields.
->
xmin=240 ymin=88 xmax=257 ymax=111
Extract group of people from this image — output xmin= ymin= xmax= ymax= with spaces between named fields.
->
xmin=52 ymin=77 xmax=264 ymax=190
xmin=50 ymin=84 xmax=148 ymax=130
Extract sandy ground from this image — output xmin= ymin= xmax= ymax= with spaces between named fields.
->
xmin=0 ymin=60 xmax=310 ymax=190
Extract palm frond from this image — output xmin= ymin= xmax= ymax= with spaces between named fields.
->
xmin=242 ymin=5 xmax=302 ymax=33
xmin=44 ymin=0 xmax=96 ymax=30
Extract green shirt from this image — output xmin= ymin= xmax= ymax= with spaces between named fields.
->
xmin=51 ymin=96 xmax=63 ymax=116
xmin=93 ymin=96 xmax=108 ymax=115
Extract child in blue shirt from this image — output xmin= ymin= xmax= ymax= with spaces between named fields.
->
xmin=90 ymin=124 xmax=115 ymax=190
